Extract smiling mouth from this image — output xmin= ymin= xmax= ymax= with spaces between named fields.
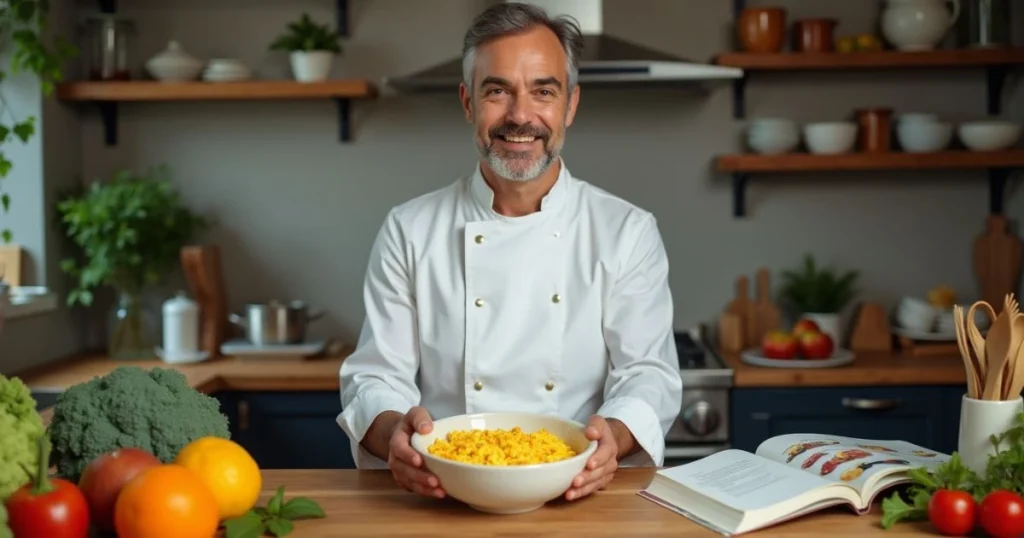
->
xmin=499 ymin=135 xmax=539 ymax=144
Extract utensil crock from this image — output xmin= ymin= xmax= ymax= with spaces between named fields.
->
xmin=958 ymin=394 xmax=1023 ymax=474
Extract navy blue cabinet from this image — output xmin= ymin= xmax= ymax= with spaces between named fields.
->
xmin=215 ymin=391 xmax=356 ymax=470
xmin=731 ymin=384 xmax=966 ymax=455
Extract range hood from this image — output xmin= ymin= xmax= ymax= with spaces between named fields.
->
xmin=385 ymin=0 xmax=742 ymax=92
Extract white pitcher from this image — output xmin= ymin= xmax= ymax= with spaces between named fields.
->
xmin=882 ymin=0 xmax=961 ymax=51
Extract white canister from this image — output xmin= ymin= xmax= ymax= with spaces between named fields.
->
xmin=162 ymin=292 xmax=199 ymax=360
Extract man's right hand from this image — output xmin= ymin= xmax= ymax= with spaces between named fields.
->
xmin=386 ymin=406 xmax=445 ymax=498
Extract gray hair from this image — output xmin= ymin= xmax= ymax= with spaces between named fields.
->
xmin=462 ymin=2 xmax=584 ymax=92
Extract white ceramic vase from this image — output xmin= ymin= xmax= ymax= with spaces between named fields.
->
xmin=881 ymin=0 xmax=961 ymax=51
xmin=801 ymin=312 xmax=842 ymax=346
xmin=290 ymin=50 xmax=334 ymax=82
xmin=958 ymin=395 xmax=1023 ymax=475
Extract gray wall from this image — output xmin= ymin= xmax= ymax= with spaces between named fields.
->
xmin=10 ymin=0 xmax=1024 ymax=368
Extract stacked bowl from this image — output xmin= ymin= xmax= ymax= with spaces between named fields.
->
xmin=746 ymin=118 xmax=800 ymax=155
xmin=896 ymin=113 xmax=953 ymax=153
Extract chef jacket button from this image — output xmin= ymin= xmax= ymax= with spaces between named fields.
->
xmin=474 ymin=381 xmax=484 ymax=391
xmin=474 ymin=234 xmax=485 ymax=244
xmin=545 ymin=382 xmax=555 ymax=391
xmin=551 ymin=294 xmax=561 ymax=304
xmin=553 ymin=231 xmax=561 ymax=238
xmin=475 ymin=298 xmax=485 ymax=307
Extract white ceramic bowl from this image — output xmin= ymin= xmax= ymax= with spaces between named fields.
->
xmin=411 ymin=412 xmax=597 ymax=514
xmin=958 ymin=121 xmax=1022 ymax=151
xmin=897 ymin=121 xmax=953 ymax=153
xmin=898 ymin=113 xmax=940 ymax=125
xmin=897 ymin=296 xmax=938 ymax=332
xmin=747 ymin=129 xmax=799 ymax=155
xmin=803 ymin=122 xmax=858 ymax=155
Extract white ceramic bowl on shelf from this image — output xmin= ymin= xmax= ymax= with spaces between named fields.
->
xmin=410 ymin=412 xmax=597 ymax=515
xmin=958 ymin=121 xmax=1022 ymax=151
xmin=746 ymin=118 xmax=800 ymax=155
xmin=897 ymin=121 xmax=953 ymax=152
xmin=803 ymin=122 xmax=858 ymax=155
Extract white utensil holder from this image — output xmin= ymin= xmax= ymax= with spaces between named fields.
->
xmin=958 ymin=394 xmax=1023 ymax=474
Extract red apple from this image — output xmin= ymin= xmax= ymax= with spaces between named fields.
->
xmin=792 ymin=318 xmax=821 ymax=339
xmin=799 ymin=331 xmax=835 ymax=359
xmin=78 ymin=447 xmax=161 ymax=531
xmin=762 ymin=330 xmax=799 ymax=359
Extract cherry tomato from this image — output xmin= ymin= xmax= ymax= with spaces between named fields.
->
xmin=928 ymin=489 xmax=977 ymax=536
xmin=979 ymin=490 xmax=1024 ymax=538
xmin=5 ymin=477 xmax=90 ymax=538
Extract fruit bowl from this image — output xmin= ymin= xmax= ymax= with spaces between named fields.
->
xmin=741 ymin=348 xmax=855 ymax=369
xmin=410 ymin=412 xmax=597 ymax=515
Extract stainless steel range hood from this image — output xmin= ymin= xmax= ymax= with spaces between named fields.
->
xmin=385 ymin=0 xmax=742 ymax=92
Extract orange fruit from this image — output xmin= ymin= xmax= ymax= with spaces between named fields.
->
xmin=114 ymin=464 xmax=219 ymax=538
xmin=175 ymin=436 xmax=262 ymax=520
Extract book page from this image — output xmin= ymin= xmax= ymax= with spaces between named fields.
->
xmin=754 ymin=433 xmax=950 ymax=494
xmin=655 ymin=449 xmax=830 ymax=512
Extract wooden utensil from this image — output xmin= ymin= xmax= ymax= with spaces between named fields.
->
xmin=973 ymin=214 xmax=1022 ymax=311
xmin=954 ymin=305 xmax=981 ymax=399
xmin=1003 ymin=314 xmax=1024 ymax=400
xmin=753 ymin=268 xmax=782 ymax=344
xmin=967 ymin=300 xmax=997 ymax=381
xmin=850 ymin=302 xmax=892 ymax=352
xmin=181 ymin=245 xmax=229 ymax=358
xmin=1007 ymin=319 xmax=1024 ymax=400
xmin=725 ymin=275 xmax=756 ymax=348
xmin=983 ymin=295 xmax=1014 ymax=400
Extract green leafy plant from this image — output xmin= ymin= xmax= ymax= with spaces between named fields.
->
xmin=269 ymin=13 xmax=342 ymax=53
xmin=56 ymin=165 xmax=209 ymax=306
xmin=779 ymin=254 xmax=860 ymax=314
xmin=0 ymin=0 xmax=78 ymax=243
xmin=223 ymin=485 xmax=325 ymax=538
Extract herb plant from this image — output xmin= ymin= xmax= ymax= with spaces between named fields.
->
xmin=223 ymin=485 xmax=325 ymax=538
xmin=779 ymin=254 xmax=860 ymax=314
xmin=269 ymin=13 xmax=342 ymax=53
xmin=0 ymin=0 xmax=77 ymax=243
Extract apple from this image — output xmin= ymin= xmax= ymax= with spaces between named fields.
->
xmin=762 ymin=330 xmax=798 ymax=359
xmin=799 ymin=331 xmax=834 ymax=359
xmin=792 ymin=319 xmax=821 ymax=339
xmin=78 ymin=447 xmax=162 ymax=531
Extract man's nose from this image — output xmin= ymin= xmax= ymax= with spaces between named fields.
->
xmin=505 ymin=95 xmax=532 ymax=125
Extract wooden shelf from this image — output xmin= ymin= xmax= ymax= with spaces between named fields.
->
xmin=717 ymin=150 xmax=1024 ymax=218
xmin=56 ymin=80 xmax=379 ymax=145
xmin=714 ymin=48 xmax=1024 ymax=70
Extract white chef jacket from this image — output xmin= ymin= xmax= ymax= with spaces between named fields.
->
xmin=337 ymin=159 xmax=683 ymax=470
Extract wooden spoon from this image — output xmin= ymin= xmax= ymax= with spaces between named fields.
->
xmin=967 ymin=300 xmax=997 ymax=382
xmin=954 ymin=305 xmax=982 ymax=399
xmin=983 ymin=296 xmax=1014 ymax=400
xmin=1002 ymin=313 xmax=1024 ymax=399
xmin=1007 ymin=318 xmax=1024 ymax=401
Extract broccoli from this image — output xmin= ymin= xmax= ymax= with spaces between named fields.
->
xmin=0 ymin=502 xmax=11 ymax=538
xmin=48 ymin=366 xmax=230 ymax=482
xmin=0 ymin=375 xmax=45 ymax=500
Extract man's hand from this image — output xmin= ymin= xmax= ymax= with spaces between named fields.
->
xmin=565 ymin=415 xmax=622 ymax=501
xmin=386 ymin=406 xmax=446 ymax=498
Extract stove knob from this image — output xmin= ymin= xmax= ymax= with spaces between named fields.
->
xmin=682 ymin=401 xmax=720 ymax=436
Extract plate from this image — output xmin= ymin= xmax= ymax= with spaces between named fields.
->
xmin=741 ymin=348 xmax=855 ymax=369
xmin=220 ymin=339 xmax=325 ymax=359
xmin=155 ymin=347 xmax=210 ymax=364
xmin=893 ymin=327 xmax=958 ymax=341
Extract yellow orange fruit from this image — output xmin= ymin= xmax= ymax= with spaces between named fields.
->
xmin=114 ymin=464 xmax=220 ymax=538
xmin=175 ymin=436 xmax=262 ymax=520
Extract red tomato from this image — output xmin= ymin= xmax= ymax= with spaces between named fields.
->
xmin=928 ymin=489 xmax=977 ymax=536
xmin=980 ymin=490 xmax=1024 ymax=538
xmin=4 ymin=477 xmax=90 ymax=538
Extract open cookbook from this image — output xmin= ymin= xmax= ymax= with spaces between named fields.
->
xmin=638 ymin=433 xmax=950 ymax=536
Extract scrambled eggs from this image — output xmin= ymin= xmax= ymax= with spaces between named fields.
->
xmin=427 ymin=426 xmax=576 ymax=465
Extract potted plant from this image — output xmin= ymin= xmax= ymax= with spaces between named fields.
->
xmin=269 ymin=13 xmax=343 ymax=83
xmin=57 ymin=165 xmax=209 ymax=360
xmin=779 ymin=253 xmax=860 ymax=345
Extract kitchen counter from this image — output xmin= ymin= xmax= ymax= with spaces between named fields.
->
xmin=256 ymin=468 xmax=933 ymax=537
xmin=720 ymin=350 xmax=967 ymax=388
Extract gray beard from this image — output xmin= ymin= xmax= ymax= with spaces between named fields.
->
xmin=477 ymin=139 xmax=560 ymax=182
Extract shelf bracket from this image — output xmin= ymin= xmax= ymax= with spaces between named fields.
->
xmin=335 ymin=98 xmax=351 ymax=142
xmin=986 ymin=66 xmax=1009 ymax=116
xmin=732 ymin=173 xmax=749 ymax=218
xmin=732 ymin=76 xmax=747 ymax=119
xmin=989 ymin=168 xmax=1010 ymax=215
xmin=336 ymin=0 xmax=349 ymax=37
xmin=98 ymin=103 xmax=117 ymax=146
xmin=98 ymin=0 xmax=116 ymax=13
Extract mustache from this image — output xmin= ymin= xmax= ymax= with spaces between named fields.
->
xmin=489 ymin=123 xmax=550 ymax=140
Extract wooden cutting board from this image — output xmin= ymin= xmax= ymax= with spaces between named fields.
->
xmin=0 ymin=244 xmax=22 ymax=286
xmin=725 ymin=275 xmax=756 ymax=348
xmin=753 ymin=268 xmax=782 ymax=342
xmin=973 ymin=214 xmax=1022 ymax=309
xmin=181 ymin=245 xmax=229 ymax=358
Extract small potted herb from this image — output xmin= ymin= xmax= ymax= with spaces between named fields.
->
xmin=269 ymin=13 xmax=343 ymax=83
xmin=779 ymin=253 xmax=860 ymax=345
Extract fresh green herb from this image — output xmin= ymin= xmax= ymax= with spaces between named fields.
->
xmin=269 ymin=13 xmax=342 ymax=53
xmin=223 ymin=486 xmax=326 ymax=538
xmin=779 ymin=253 xmax=860 ymax=314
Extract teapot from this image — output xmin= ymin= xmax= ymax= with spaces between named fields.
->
xmin=882 ymin=0 xmax=961 ymax=51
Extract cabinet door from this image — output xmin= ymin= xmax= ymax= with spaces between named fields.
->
xmin=731 ymin=386 xmax=950 ymax=454
xmin=219 ymin=391 xmax=356 ymax=470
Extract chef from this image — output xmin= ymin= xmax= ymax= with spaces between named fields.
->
xmin=337 ymin=2 xmax=682 ymax=502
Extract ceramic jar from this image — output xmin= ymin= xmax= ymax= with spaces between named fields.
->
xmin=162 ymin=292 xmax=200 ymax=361
xmin=737 ymin=7 xmax=787 ymax=53
xmin=882 ymin=0 xmax=961 ymax=51
xmin=145 ymin=40 xmax=204 ymax=82
xmin=855 ymin=108 xmax=894 ymax=153
xmin=792 ymin=19 xmax=838 ymax=52
xmin=958 ymin=395 xmax=1023 ymax=475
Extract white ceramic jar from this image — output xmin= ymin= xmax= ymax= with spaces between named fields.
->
xmin=162 ymin=292 xmax=199 ymax=361
xmin=882 ymin=0 xmax=961 ymax=51
xmin=145 ymin=40 xmax=203 ymax=82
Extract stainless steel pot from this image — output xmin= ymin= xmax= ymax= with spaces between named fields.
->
xmin=229 ymin=300 xmax=324 ymax=345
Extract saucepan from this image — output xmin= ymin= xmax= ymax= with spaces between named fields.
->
xmin=229 ymin=300 xmax=324 ymax=345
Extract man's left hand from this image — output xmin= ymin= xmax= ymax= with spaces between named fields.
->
xmin=565 ymin=415 xmax=622 ymax=501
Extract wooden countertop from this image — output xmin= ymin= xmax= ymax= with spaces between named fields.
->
xmin=720 ymin=350 xmax=968 ymax=388
xmin=256 ymin=468 xmax=934 ymax=537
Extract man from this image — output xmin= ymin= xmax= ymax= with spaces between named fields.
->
xmin=337 ymin=2 xmax=682 ymax=502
